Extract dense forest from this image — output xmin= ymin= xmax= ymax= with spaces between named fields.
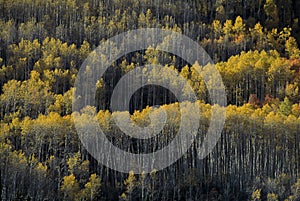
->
xmin=1 ymin=0 xmax=300 ymax=200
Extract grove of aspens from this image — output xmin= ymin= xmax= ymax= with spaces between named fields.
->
xmin=0 ymin=0 xmax=300 ymax=200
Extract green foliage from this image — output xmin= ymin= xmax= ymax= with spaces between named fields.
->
xmin=264 ymin=0 xmax=279 ymax=28
xmin=278 ymin=97 xmax=292 ymax=116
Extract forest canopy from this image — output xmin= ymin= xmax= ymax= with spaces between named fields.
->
xmin=0 ymin=0 xmax=300 ymax=200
